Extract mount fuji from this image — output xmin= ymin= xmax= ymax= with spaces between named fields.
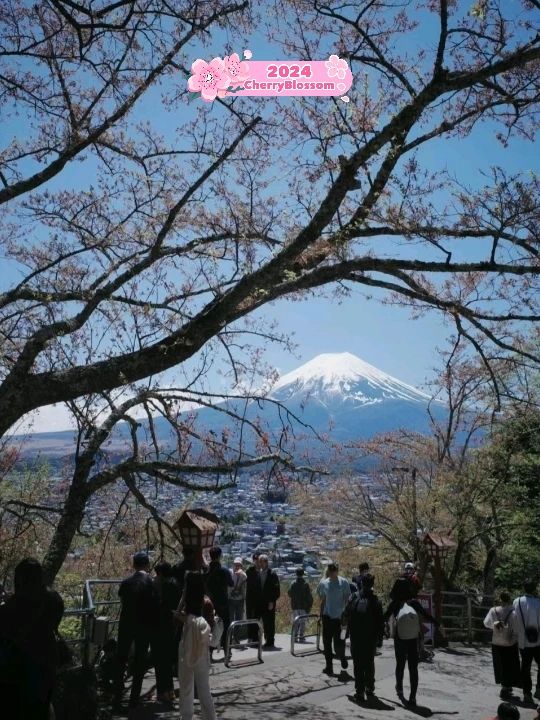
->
xmin=260 ymin=352 xmax=440 ymax=441
xmin=18 ymin=353 xmax=443 ymax=459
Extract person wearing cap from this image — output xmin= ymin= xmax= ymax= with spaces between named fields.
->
xmin=288 ymin=567 xmax=313 ymax=642
xmin=403 ymin=562 xmax=422 ymax=593
xmin=113 ymin=551 xmax=160 ymax=711
xmin=229 ymin=557 xmax=247 ymax=643
xmin=317 ymin=562 xmax=351 ymax=676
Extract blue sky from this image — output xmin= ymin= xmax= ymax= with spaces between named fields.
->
xmin=3 ymin=5 xmax=538 ymax=433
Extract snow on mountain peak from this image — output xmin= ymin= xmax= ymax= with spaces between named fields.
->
xmin=270 ymin=352 xmax=429 ymax=405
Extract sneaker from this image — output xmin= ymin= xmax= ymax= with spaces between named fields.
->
xmin=407 ymin=697 xmax=417 ymax=707
xmin=322 ymin=666 xmax=334 ymax=676
xmin=341 ymin=657 xmax=349 ymax=670
xmin=353 ymin=692 xmax=365 ymax=703
xmin=500 ymin=688 xmax=513 ymax=700
xmin=366 ymin=691 xmax=376 ymax=698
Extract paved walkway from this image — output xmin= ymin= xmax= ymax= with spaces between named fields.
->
xmin=112 ymin=634 xmax=539 ymax=720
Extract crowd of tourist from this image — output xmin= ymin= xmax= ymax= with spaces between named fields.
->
xmin=0 ymin=553 xmax=539 ymax=719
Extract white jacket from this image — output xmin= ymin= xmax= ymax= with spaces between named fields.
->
xmin=180 ymin=614 xmax=211 ymax=667
xmin=483 ymin=605 xmax=517 ymax=647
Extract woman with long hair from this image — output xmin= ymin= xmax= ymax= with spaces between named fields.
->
xmin=176 ymin=572 xmax=217 ymax=720
xmin=0 ymin=558 xmax=64 ymax=720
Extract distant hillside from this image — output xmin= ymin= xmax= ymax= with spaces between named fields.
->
xmin=15 ymin=352 xmax=446 ymax=464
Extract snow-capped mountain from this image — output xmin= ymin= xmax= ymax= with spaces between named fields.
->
xmin=261 ymin=352 xmax=439 ymax=441
xmin=270 ymin=352 xmax=430 ymax=407
xmin=18 ymin=352 xmax=443 ymax=460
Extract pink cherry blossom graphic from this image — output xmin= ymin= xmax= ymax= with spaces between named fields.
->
xmin=188 ymin=57 xmax=230 ymax=101
xmin=243 ymin=49 xmax=252 ymax=59
xmin=224 ymin=53 xmax=250 ymax=88
xmin=325 ymin=54 xmax=348 ymax=80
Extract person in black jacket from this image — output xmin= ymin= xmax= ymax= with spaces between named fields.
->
xmin=346 ymin=573 xmax=384 ymax=703
xmin=205 ymin=546 xmax=233 ymax=650
xmin=245 ymin=552 xmax=262 ymax=642
xmin=154 ymin=561 xmax=181 ymax=703
xmin=288 ymin=568 xmax=313 ymax=642
xmin=0 ymin=558 xmax=64 ymax=720
xmin=113 ymin=552 xmax=160 ymax=711
xmin=172 ymin=547 xmax=197 ymax=597
xmin=259 ymin=554 xmax=281 ymax=649
xmin=351 ymin=562 xmax=370 ymax=592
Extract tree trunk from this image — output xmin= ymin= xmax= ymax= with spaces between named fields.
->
xmin=481 ymin=544 xmax=498 ymax=602
xmin=42 ymin=481 xmax=89 ymax=586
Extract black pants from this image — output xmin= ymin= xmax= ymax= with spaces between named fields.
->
xmin=520 ymin=646 xmax=540 ymax=695
xmin=154 ymin=623 xmax=175 ymax=694
xmin=214 ymin=604 xmax=230 ymax=649
xmin=394 ymin=637 xmax=419 ymax=700
xmin=246 ymin=602 xmax=261 ymax=642
xmin=492 ymin=644 xmax=521 ymax=689
xmin=114 ymin=625 xmax=155 ymax=705
xmin=322 ymin=616 xmax=345 ymax=668
xmin=351 ymin=640 xmax=376 ymax=695
xmin=261 ymin=607 xmax=276 ymax=646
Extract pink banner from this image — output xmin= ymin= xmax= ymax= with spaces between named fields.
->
xmin=187 ymin=53 xmax=353 ymax=102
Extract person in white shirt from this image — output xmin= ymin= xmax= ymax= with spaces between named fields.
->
xmin=176 ymin=572 xmax=216 ymax=720
xmin=484 ymin=591 xmax=521 ymax=700
xmin=513 ymin=580 xmax=540 ymax=705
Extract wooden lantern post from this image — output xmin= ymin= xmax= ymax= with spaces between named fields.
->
xmin=423 ymin=532 xmax=456 ymax=646
xmin=173 ymin=508 xmax=219 ymax=570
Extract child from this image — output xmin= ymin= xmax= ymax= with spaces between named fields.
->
xmin=485 ymin=701 xmax=520 ymax=720
xmin=97 ymin=638 xmax=119 ymax=696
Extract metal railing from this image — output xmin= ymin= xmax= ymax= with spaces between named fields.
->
xmin=224 ymin=620 xmax=264 ymax=668
xmin=439 ymin=591 xmax=494 ymax=644
xmin=290 ymin=614 xmax=322 ymax=657
xmin=78 ymin=578 xmax=123 ymax=665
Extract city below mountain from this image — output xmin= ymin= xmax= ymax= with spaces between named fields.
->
xmin=17 ymin=352 xmax=445 ymax=460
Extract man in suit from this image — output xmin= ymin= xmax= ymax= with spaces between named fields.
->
xmin=113 ymin=552 xmax=160 ymax=711
xmin=259 ymin=554 xmax=281 ymax=649
xmin=245 ymin=551 xmax=262 ymax=643
xmin=205 ymin=545 xmax=234 ymax=650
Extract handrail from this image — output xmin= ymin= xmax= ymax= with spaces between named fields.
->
xmin=224 ymin=620 xmax=264 ymax=668
xmin=290 ymin=613 xmax=322 ymax=657
xmin=82 ymin=578 xmax=122 ymax=665
xmin=84 ymin=578 xmax=123 ymax=613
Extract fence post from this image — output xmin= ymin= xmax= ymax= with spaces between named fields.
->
xmin=466 ymin=595 xmax=473 ymax=644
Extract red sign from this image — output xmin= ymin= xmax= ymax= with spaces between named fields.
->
xmin=418 ymin=592 xmax=434 ymax=642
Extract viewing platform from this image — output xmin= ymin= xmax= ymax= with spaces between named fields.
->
xmin=107 ymin=633 xmax=539 ymax=719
